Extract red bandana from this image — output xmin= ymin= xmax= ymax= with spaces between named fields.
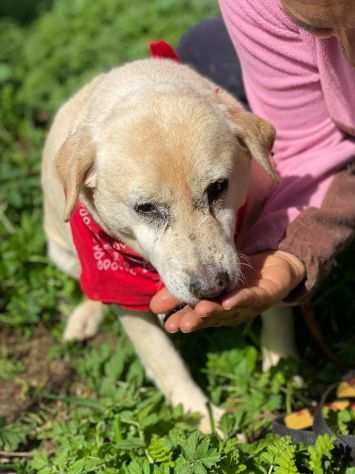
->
xmin=149 ymin=40 xmax=180 ymax=61
xmin=70 ymin=41 xmax=246 ymax=311
xmin=70 ymin=203 xmax=164 ymax=311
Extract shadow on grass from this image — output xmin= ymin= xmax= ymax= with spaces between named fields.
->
xmin=0 ymin=0 xmax=53 ymax=25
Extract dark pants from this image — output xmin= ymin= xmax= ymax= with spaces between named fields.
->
xmin=177 ymin=17 xmax=248 ymax=107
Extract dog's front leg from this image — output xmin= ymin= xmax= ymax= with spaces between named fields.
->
xmin=63 ymin=299 xmax=105 ymax=341
xmin=261 ymin=306 xmax=298 ymax=371
xmin=118 ymin=309 xmax=224 ymax=433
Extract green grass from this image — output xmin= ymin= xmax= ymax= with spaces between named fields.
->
xmin=1 ymin=0 xmax=355 ymax=472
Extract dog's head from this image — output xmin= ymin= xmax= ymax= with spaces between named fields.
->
xmin=56 ymin=71 xmax=276 ymax=305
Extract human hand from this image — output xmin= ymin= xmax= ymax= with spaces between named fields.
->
xmin=150 ymin=250 xmax=305 ymax=333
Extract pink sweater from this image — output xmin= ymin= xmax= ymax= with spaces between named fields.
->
xmin=219 ymin=0 xmax=355 ymax=254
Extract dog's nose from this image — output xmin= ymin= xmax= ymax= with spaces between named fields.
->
xmin=189 ymin=271 xmax=230 ymax=299
xmin=216 ymin=271 xmax=230 ymax=290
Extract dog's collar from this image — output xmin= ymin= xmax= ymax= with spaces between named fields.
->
xmin=70 ymin=202 xmax=163 ymax=311
xmin=69 ymin=201 xmax=247 ymax=312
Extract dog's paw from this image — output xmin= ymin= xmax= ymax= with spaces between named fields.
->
xmin=262 ymin=347 xmax=282 ymax=372
xmin=261 ymin=346 xmax=298 ymax=372
xmin=199 ymin=406 xmax=247 ymax=442
xmin=198 ymin=404 xmax=225 ymax=436
xmin=170 ymin=390 xmax=225 ymax=436
xmin=63 ymin=300 xmax=104 ymax=341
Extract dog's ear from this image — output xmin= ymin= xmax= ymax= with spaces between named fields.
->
xmin=228 ymin=108 xmax=278 ymax=181
xmin=56 ymin=127 xmax=96 ymax=222
xmin=214 ymin=88 xmax=278 ymax=181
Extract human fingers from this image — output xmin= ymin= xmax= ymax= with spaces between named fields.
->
xmin=150 ymin=287 xmax=181 ymax=314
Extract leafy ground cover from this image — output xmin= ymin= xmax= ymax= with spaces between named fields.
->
xmin=1 ymin=0 xmax=355 ymax=472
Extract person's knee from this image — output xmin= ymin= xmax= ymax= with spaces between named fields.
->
xmin=177 ymin=17 xmax=247 ymax=105
xmin=177 ymin=17 xmax=227 ymax=61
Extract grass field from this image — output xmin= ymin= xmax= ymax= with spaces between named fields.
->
xmin=1 ymin=0 xmax=355 ymax=472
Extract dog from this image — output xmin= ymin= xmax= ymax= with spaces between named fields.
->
xmin=42 ymin=53 xmax=297 ymax=433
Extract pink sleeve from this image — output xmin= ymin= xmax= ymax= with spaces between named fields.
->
xmin=219 ymin=0 xmax=355 ymax=254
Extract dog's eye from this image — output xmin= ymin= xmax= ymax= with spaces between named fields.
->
xmin=206 ymin=178 xmax=229 ymax=204
xmin=134 ymin=202 xmax=165 ymax=221
xmin=134 ymin=202 xmax=158 ymax=215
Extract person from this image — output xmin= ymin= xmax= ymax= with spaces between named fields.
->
xmin=150 ymin=0 xmax=355 ymax=333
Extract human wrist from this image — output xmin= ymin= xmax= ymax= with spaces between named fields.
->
xmin=274 ymin=250 xmax=306 ymax=283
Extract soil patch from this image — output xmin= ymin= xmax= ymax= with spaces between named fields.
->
xmin=0 ymin=325 xmax=73 ymax=423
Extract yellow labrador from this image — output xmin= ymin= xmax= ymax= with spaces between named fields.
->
xmin=42 ymin=58 xmax=297 ymax=433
